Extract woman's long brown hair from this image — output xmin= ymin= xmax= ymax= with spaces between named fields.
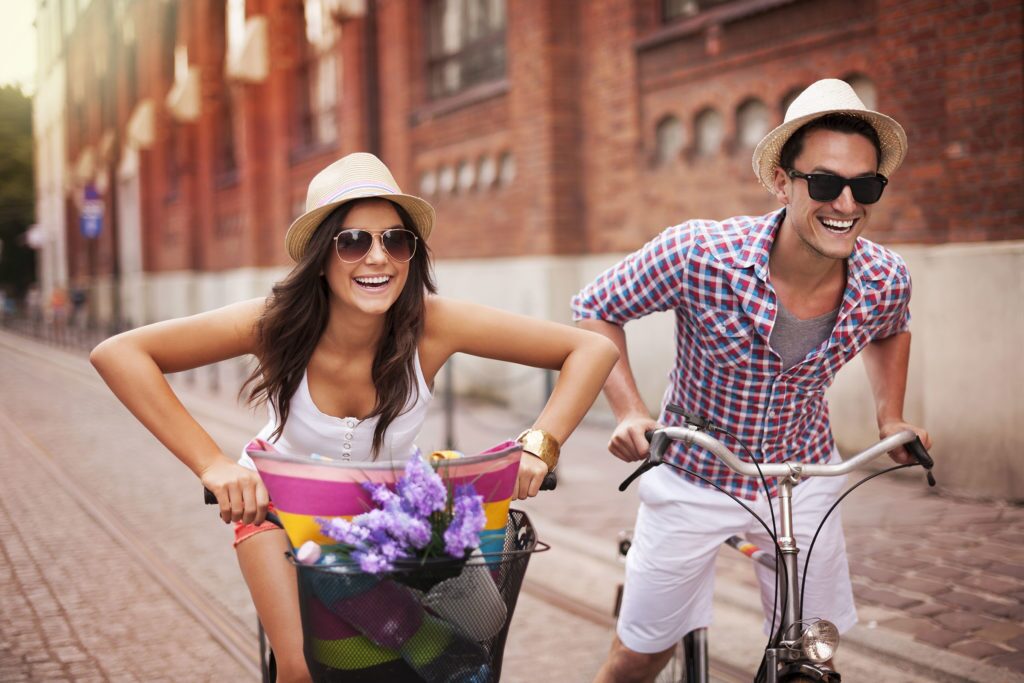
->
xmin=242 ymin=199 xmax=437 ymax=457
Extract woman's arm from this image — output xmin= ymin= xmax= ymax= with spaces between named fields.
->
xmin=422 ymin=296 xmax=619 ymax=498
xmin=90 ymin=297 xmax=270 ymax=524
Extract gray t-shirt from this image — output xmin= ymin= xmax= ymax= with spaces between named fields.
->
xmin=769 ymin=302 xmax=839 ymax=370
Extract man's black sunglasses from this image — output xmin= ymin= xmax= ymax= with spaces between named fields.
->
xmin=786 ymin=169 xmax=888 ymax=204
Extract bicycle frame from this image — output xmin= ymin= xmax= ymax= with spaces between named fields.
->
xmin=628 ymin=422 xmax=933 ymax=683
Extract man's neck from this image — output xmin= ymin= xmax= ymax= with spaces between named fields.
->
xmin=768 ymin=220 xmax=847 ymax=318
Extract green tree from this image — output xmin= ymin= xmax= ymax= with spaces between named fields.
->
xmin=0 ymin=85 xmax=35 ymax=298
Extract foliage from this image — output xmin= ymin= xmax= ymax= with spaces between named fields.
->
xmin=0 ymin=85 xmax=35 ymax=297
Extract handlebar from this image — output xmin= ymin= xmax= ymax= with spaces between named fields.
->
xmin=203 ymin=470 xmax=557 ymax=505
xmin=620 ymin=415 xmax=934 ymax=491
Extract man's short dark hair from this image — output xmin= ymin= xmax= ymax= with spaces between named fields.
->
xmin=779 ymin=114 xmax=883 ymax=172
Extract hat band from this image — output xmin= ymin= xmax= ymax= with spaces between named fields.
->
xmin=316 ymin=181 xmax=400 ymax=209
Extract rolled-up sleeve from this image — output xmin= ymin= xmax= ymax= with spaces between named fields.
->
xmin=571 ymin=224 xmax=692 ymax=325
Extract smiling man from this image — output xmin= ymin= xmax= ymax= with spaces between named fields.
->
xmin=573 ymin=79 xmax=932 ymax=683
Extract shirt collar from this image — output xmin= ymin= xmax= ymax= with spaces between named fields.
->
xmin=722 ymin=208 xmax=783 ymax=282
xmin=723 ymin=207 xmax=887 ymax=284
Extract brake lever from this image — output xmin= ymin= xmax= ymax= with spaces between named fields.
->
xmin=905 ymin=436 xmax=936 ymax=487
xmin=618 ymin=430 xmax=664 ymax=492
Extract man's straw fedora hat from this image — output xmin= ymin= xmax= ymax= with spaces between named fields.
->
xmin=285 ymin=152 xmax=435 ymax=262
xmin=752 ymin=78 xmax=908 ymax=192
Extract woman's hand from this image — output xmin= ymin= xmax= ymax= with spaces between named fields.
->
xmin=512 ymin=453 xmax=550 ymax=500
xmin=199 ymin=457 xmax=270 ymax=525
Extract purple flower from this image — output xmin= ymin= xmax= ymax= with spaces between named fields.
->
xmin=443 ymin=484 xmax=486 ymax=558
xmin=396 ymin=453 xmax=448 ymax=518
xmin=315 ymin=454 xmax=487 ymax=573
xmin=353 ymin=548 xmax=392 ymax=574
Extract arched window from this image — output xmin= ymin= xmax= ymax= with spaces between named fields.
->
xmin=457 ymin=160 xmax=476 ymax=191
xmin=498 ymin=152 xmax=516 ymax=187
xmin=438 ymin=165 xmax=456 ymax=194
xmin=736 ymin=98 xmax=770 ymax=149
xmin=477 ymin=155 xmax=497 ymax=189
xmin=654 ymin=114 xmax=685 ymax=166
xmin=780 ymin=86 xmax=803 ymax=117
xmin=419 ymin=170 xmax=437 ymax=196
xmin=694 ymin=108 xmax=724 ymax=157
xmin=844 ymin=74 xmax=877 ymax=109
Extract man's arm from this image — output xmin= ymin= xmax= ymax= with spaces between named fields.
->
xmin=577 ymin=319 xmax=660 ymax=462
xmin=861 ymin=331 xmax=932 ymax=463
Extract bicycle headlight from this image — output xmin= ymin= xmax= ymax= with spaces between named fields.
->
xmin=801 ymin=620 xmax=840 ymax=663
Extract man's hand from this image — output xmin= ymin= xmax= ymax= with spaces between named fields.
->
xmin=879 ymin=420 xmax=932 ymax=465
xmin=512 ymin=453 xmax=550 ymax=500
xmin=609 ymin=415 xmax=661 ymax=462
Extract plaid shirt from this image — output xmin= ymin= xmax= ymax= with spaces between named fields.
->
xmin=572 ymin=208 xmax=912 ymax=500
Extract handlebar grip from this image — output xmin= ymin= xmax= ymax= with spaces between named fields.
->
xmin=540 ymin=471 xmax=557 ymax=491
xmin=644 ymin=429 xmax=655 ymax=442
xmin=203 ymin=487 xmax=218 ymax=505
xmin=906 ymin=437 xmax=934 ymax=469
xmin=905 ymin=437 xmax=937 ymax=487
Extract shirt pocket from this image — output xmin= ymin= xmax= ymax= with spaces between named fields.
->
xmin=695 ymin=308 xmax=755 ymax=368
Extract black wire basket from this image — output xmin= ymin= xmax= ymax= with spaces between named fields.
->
xmin=292 ymin=509 xmax=546 ymax=683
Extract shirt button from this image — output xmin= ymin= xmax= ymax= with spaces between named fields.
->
xmin=768 ymin=409 xmax=777 ymax=417
xmin=347 ymin=419 xmax=356 ymax=428
xmin=345 ymin=433 xmax=353 ymax=441
xmin=343 ymin=442 xmax=352 ymax=450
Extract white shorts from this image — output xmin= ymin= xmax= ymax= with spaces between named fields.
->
xmin=617 ymin=455 xmax=858 ymax=654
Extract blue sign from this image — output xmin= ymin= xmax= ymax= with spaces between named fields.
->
xmin=80 ymin=184 xmax=104 ymax=239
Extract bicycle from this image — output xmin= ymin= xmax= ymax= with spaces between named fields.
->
xmin=615 ymin=405 xmax=935 ymax=683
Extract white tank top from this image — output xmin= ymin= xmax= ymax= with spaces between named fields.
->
xmin=238 ymin=352 xmax=433 ymax=470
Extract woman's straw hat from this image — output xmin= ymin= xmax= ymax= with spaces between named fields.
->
xmin=285 ymin=152 xmax=435 ymax=262
xmin=751 ymin=78 xmax=908 ymax=192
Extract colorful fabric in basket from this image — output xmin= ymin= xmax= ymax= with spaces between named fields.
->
xmin=246 ymin=439 xmax=522 ymax=555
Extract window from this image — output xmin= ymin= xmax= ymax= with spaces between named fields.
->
xmin=663 ymin=0 xmax=735 ymax=21
xmin=166 ymin=123 xmax=181 ymax=198
xmin=162 ymin=2 xmax=178 ymax=85
xmin=293 ymin=0 xmax=339 ymax=152
xmin=216 ymin=2 xmax=238 ymax=180
xmin=654 ymin=115 xmax=685 ymax=166
xmin=217 ymin=91 xmax=238 ymax=181
xmin=694 ymin=108 xmax=724 ymax=157
xmin=426 ymin=0 xmax=506 ymax=99
xmin=736 ymin=98 xmax=770 ymax=149
xmin=780 ymin=86 xmax=802 ymax=117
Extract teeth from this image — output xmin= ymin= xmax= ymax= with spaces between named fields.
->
xmin=355 ymin=275 xmax=390 ymax=285
xmin=821 ymin=218 xmax=854 ymax=230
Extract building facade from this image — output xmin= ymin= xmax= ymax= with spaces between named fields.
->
xmin=34 ymin=0 xmax=1024 ymax=499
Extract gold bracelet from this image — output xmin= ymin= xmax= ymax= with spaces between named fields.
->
xmin=516 ymin=428 xmax=560 ymax=472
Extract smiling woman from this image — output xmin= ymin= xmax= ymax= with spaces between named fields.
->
xmin=89 ymin=152 xmax=619 ymax=682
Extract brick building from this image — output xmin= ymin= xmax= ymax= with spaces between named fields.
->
xmin=34 ymin=0 xmax=1024 ymax=499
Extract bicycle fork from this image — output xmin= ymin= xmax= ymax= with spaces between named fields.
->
xmin=761 ymin=475 xmax=840 ymax=683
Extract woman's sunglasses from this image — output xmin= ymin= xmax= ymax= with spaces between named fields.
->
xmin=333 ymin=229 xmax=418 ymax=263
xmin=787 ymin=169 xmax=888 ymax=204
